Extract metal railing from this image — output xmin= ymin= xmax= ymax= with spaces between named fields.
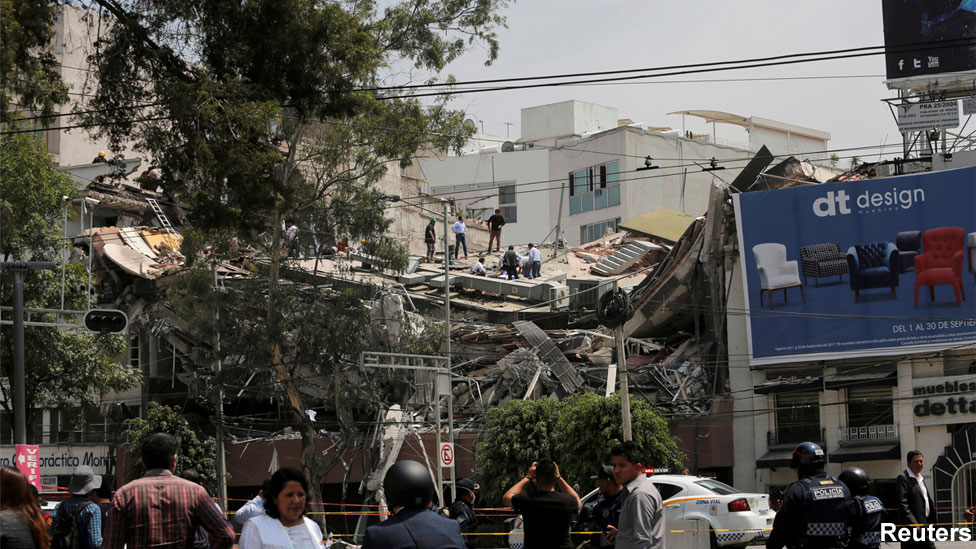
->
xmin=838 ymin=424 xmax=898 ymax=445
xmin=767 ymin=427 xmax=825 ymax=448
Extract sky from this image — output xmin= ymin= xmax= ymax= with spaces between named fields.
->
xmin=417 ymin=0 xmax=937 ymax=163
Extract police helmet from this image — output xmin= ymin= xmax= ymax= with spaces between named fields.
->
xmin=838 ymin=466 xmax=871 ymax=496
xmin=384 ymin=460 xmax=435 ymax=509
xmin=790 ymin=441 xmax=826 ymax=470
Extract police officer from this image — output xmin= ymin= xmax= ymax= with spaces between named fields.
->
xmin=767 ymin=442 xmax=852 ymax=549
xmin=585 ymin=465 xmax=624 ymax=548
xmin=363 ymin=460 xmax=466 ymax=549
xmin=446 ymin=478 xmax=479 ymax=547
xmin=839 ymin=467 xmax=885 ymax=549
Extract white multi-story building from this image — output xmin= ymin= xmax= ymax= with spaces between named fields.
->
xmin=420 ymin=100 xmax=832 ymax=247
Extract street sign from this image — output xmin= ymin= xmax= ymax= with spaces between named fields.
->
xmin=15 ymin=444 xmax=41 ymax=491
xmin=896 ymin=101 xmax=960 ymax=132
xmin=84 ymin=309 xmax=128 ymax=333
xmin=439 ymin=442 xmax=455 ymax=468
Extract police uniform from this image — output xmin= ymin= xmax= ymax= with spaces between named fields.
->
xmin=767 ymin=472 xmax=852 ymax=549
xmin=447 ymin=498 xmax=478 ymax=546
xmin=363 ymin=507 xmax=466 ymax=549
xmin=848 ymin=494 xmax=885 ymax=549
xmin=589 ymin=489 xmax=623 ymax=547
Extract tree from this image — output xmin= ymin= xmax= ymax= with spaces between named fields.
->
xmin=474 ymin=395 xmax=685 ymax=505
xmin=121 ymin=402 xmax=218 ymax=492
xmin=0 ymin=133 xmax=141 ymax=440
xmin=82 ymin=0 xmax=509 ymax=521
xmin=0 ymin=0 xmax=69 ymax=123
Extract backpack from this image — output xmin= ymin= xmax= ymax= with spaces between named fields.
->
xmin=51 ymin=501 xmax=96 ymax=549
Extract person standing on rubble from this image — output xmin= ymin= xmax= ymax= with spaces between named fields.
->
xmin=284 ymin=221 xmax=300 ymax=258
xmin=452 ymin=215 xmax=468 ymax=260
xmin=424 ymin=217 xmax=437 ymax=262
xmin=502 ymin=246 xmax=521 ymax=280
xmin=526 ymin=243 xmax=542 ymax=279
xmin=486 ymin=208 xmax=505 ymax=253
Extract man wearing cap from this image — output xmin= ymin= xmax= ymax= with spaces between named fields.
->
xmin=424 ymin=218 xmax=437 ymax=262
xmin=585 ymin=466 xmax=623 ymax=548
xmin=447 ymin=478 xmax=480 ymax=546
xmin=50 ymin=465 xmax=102 ymax=548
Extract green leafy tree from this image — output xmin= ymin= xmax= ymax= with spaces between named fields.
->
xmin=121 ymin=402 xmax=218 ymax=492
xmin=0 ymin=133 xmax=140 ymax=439
xmin=82 ymin=0 xmax=509 ymax=519
xmin=474 ymin=396 xmax=684 ymax=505
xmin=0 ymin=0 xmax=69 ymax=123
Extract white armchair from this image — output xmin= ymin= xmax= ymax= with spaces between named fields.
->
xmin=753 ymin=243 xmax=805 ymax=308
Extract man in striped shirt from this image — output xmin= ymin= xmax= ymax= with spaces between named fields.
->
xmin=103 ymin=433 xmax=235 ymax=548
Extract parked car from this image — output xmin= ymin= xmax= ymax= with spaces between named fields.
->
xmin=508 ymin=474 xmax=774 ymax=548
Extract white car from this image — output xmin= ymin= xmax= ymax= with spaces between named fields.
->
xmin=508 ymin=474 xmax=775 ymax=548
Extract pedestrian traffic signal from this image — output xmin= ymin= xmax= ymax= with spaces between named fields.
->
xmin=84 ymin=309 xmax=128 ymax=333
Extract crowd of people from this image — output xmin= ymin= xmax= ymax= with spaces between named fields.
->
xmin=3 ymin=434 xmax=974 ymax=549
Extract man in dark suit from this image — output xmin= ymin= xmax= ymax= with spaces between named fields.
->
xmin=895 ymin=450 xmax=936 ymax=549
xmin=363 ymin=460 xmax=465 ymax=549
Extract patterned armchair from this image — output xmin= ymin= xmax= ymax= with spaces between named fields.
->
xmin=895 ymin=231 xmax=922 ymax=273
xmin=846 ymin=242 xmax=899 ymax=302
xmin=915 ymin=227 xmax=966 ymax=307
xmin=800 ymin=243 xmax=848 ymax=286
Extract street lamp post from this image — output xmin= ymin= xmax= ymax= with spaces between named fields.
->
xmin=1 ymin=261 xmax=57 ymax=444
xmin=383 ymin=195 xmax=455 ymax=502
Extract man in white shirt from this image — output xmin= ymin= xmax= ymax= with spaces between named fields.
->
xmin=895 ymin=450 xmax=936 ymax=549
xmin=606 ymin=441 xmax=665 ymax=548
xmin=469 ymin=257 xmax=486 ymax=276
xmin=526 ymin=243 xmax=542 ymax=279
xmin=451 ymin=216 xmax=468 ymax=260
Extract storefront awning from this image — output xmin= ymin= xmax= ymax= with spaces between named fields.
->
xmin=824 ymin=371 xmax=897 ymax=390
xmin=828 ymin=444 xmax=900 ymax=463
xmin=754 ymin=377 xmax=822 ymax=394
xmin=756 ymin=449 xmax=794 ymax=469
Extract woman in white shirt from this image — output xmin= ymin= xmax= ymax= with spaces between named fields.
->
xmin=239 ymin=467 xmax=323 ymax=549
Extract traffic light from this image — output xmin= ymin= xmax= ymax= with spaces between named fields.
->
xmin=84 ymin=309 xmax=129 ymax=333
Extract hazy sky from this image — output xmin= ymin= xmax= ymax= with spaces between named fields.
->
xmin=426 ymin=0 xmax=922 ymax=162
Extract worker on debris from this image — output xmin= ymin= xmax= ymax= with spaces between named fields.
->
xmin=93 ymin=150 xmax=107 ymax=163
xmin=501 ymin=246 xmax=521 ymax=279
xmin=424 ymin=217 xmax=437 ymax=262
xmin=363 ymin=460 xmax=465 ymax=549
xmin=526 ymin=243 xmax=542 ymax=279
xmin=446 ymin=478 xmax=479 ymax=547
xmin=767 ymin=442 xmax=852 ymax=549
xmin=468 ymin=257 xmax=486 ymax=276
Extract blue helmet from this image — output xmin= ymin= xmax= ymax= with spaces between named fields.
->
xmin=791 ymin=441 xmax=826 ymax=470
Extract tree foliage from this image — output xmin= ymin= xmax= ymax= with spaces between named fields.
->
xmin=121 ymin=402 xmax=218 ymax=493
xmin=475 ymin=395 xmax=685 ymax=505
xmin=0 ymin=0 xmax=69 ymax=123
xmin=82 ymin=0 xmax=509 ymax=521
xmin=0 ymin=133 xmax=140 ymax=438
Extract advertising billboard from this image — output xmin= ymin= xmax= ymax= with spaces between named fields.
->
xmin=733 ymin=166 xmax=976 ymax=366
xmin=882 ymin=0 xmax=976 ymax=81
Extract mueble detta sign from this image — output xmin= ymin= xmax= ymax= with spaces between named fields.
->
xmin=733 ymin=167 xmax=976 ymax=365
xmin=912 ymin=375 xmax=976 ymax=426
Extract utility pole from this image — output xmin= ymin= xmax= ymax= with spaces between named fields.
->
xmin=212 ymin=262 xmax=228 ymax=511
xmin=443 ymin=203 xmax=455 ymax=502
xmin=2 ymin=262 xmax=56 ymax=443
xmin=614 ymin=279 xmax=632 ymax=442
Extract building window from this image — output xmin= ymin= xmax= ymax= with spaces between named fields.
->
xmin=774 ymin=391 xmax=821 ymax=445
xmin=570 ymin=161 xmax=620 ymax=215
xmin=498 ymin=185 xmax=517 ymax=223
xmin=580 ymin=218 xmax=621 ymax=245
xmin=846 ymin=386 xmax=894 ymax=429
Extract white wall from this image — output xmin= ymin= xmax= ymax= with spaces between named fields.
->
xmin=520 ymin=100 xmax=618 ymax=143
xmin=420 ymin=149 xmax=550 ymax=246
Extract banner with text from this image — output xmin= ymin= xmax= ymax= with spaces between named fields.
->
xmin=733 ymin=166 xmax=976 ymax=365
xmin=1 ymin=445 xmax=115 ymax=476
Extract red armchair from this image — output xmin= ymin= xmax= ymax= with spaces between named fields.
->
xmin=914 ymin=227 xmax=966 ymax=307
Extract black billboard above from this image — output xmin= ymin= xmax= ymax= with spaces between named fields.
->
xmin=882 ymin=0 xmax=976 ymax=81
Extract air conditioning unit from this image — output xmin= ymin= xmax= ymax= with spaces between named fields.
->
xmin=548 ymin=284 xmax=570 ymax=310
xmin=567 ymin=278 xmax=613 ymax=310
